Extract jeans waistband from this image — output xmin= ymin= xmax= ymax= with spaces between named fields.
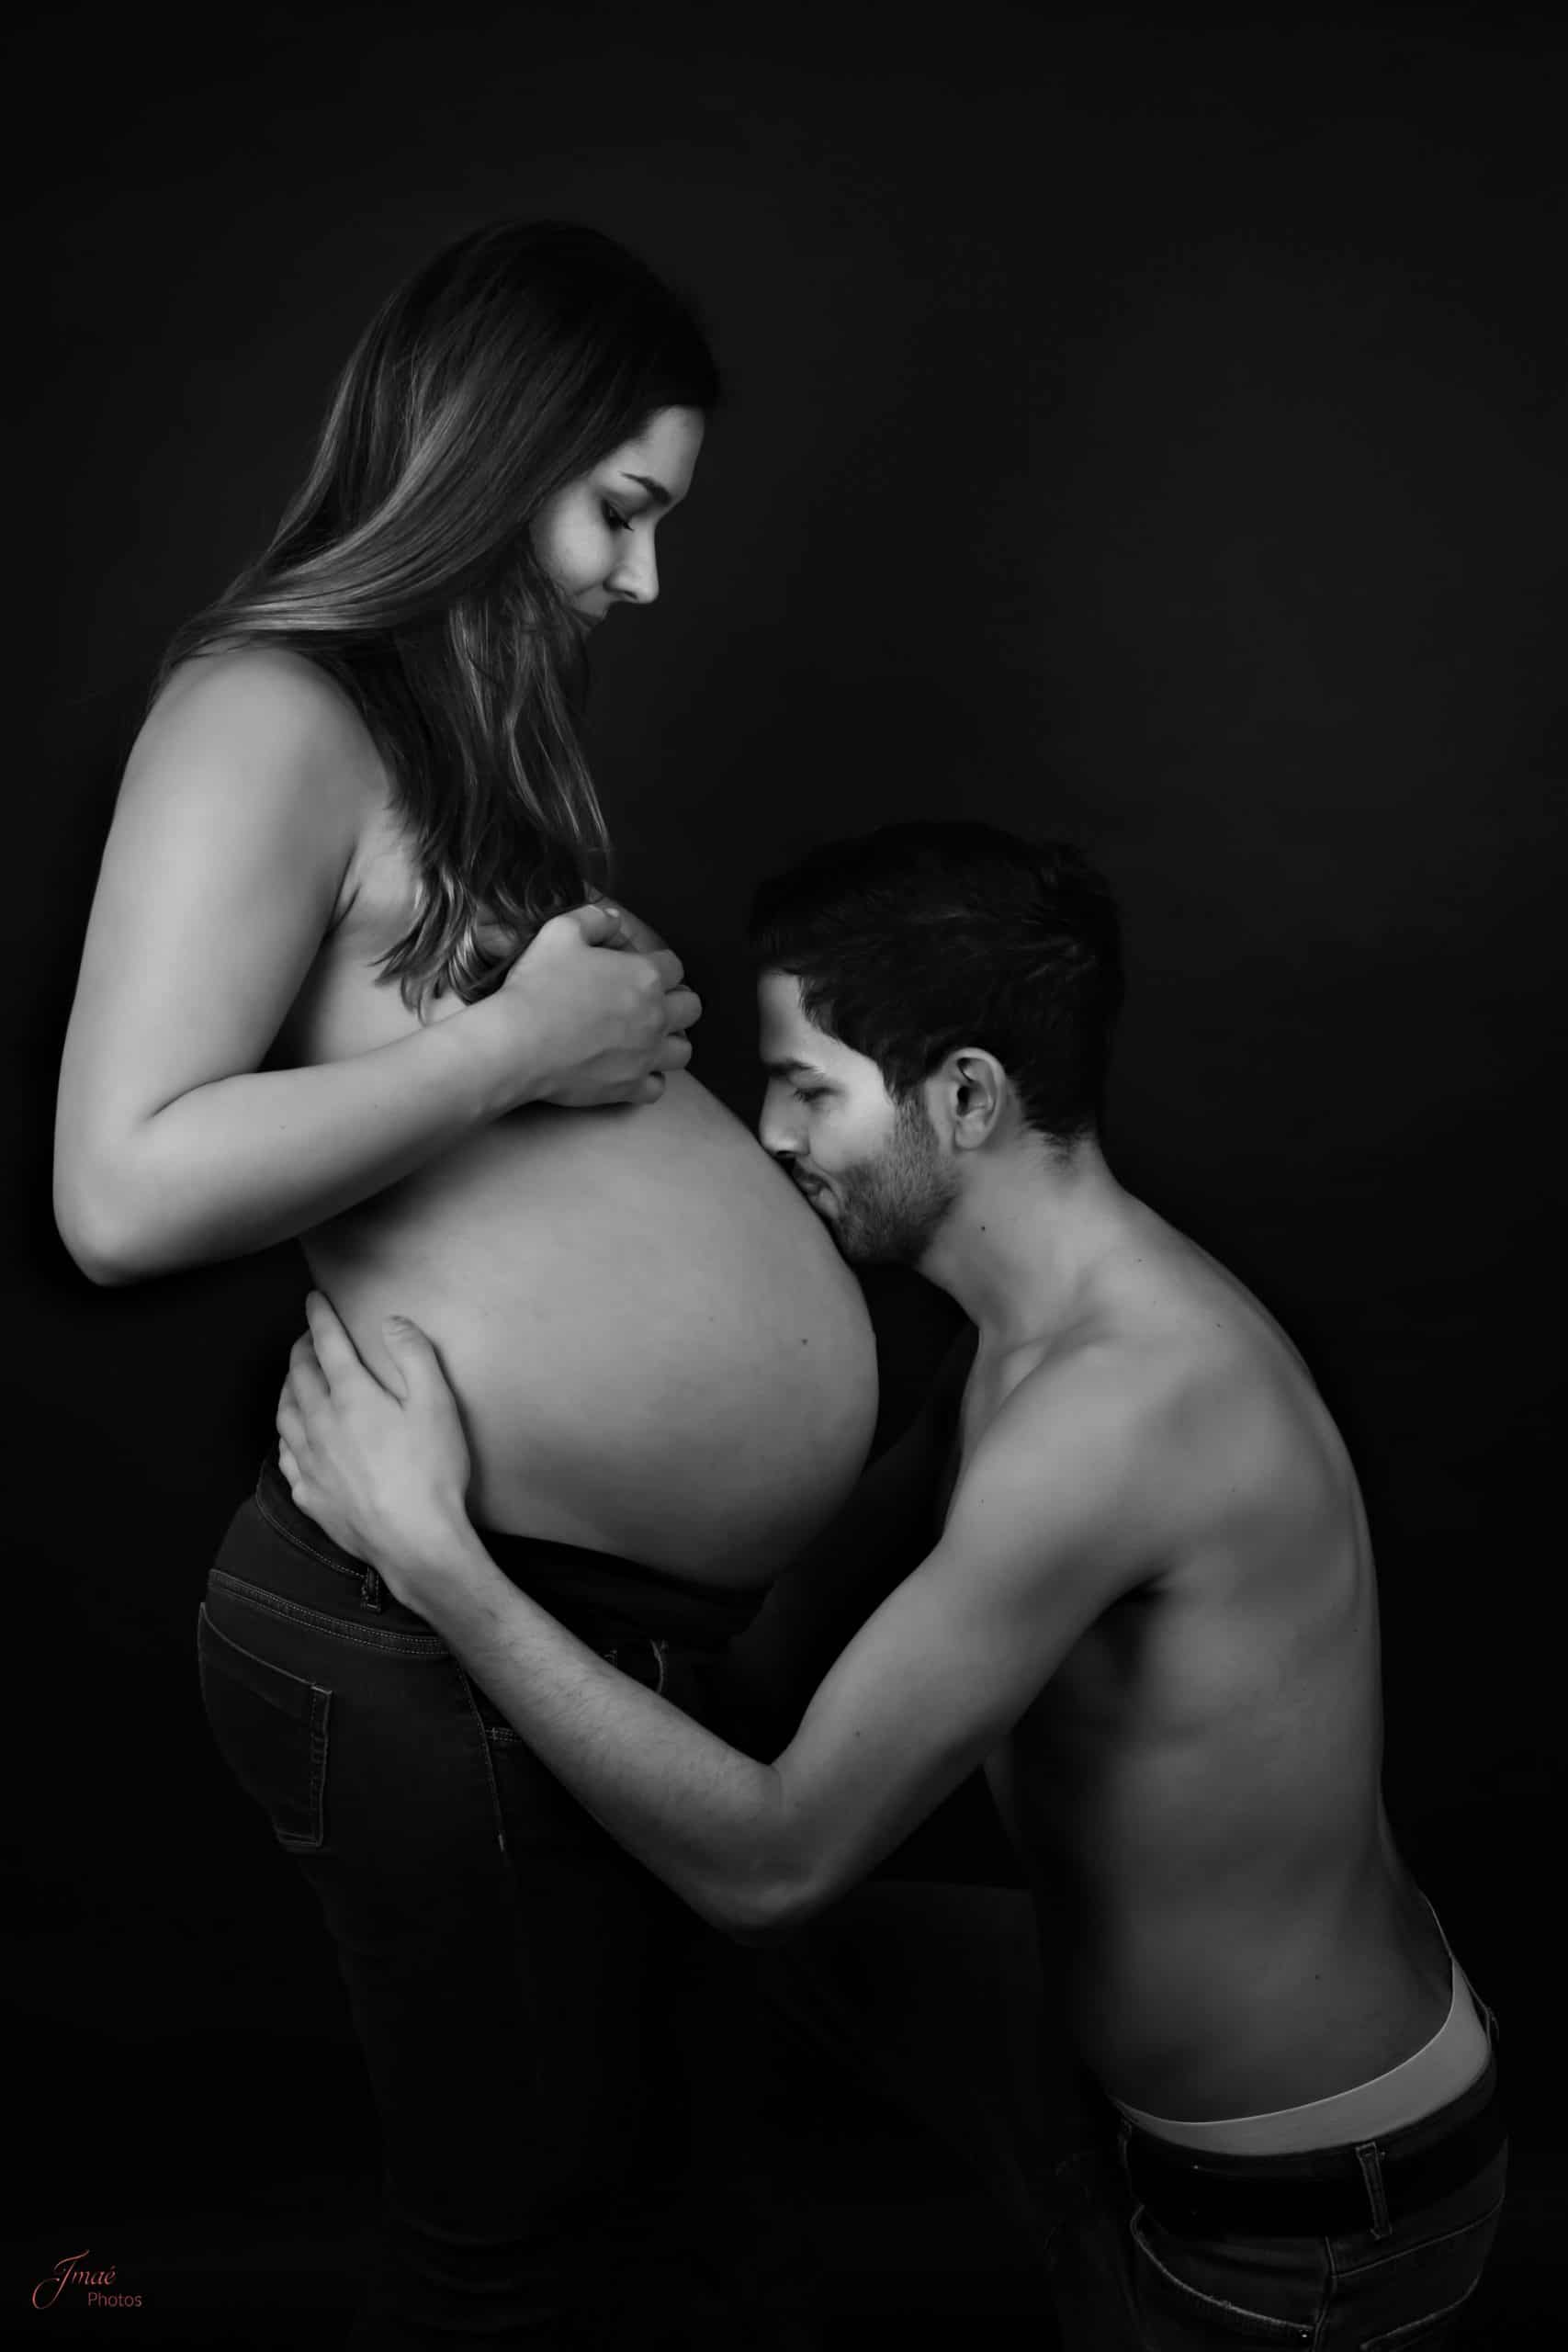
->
xmin=253 ymin=1455 xmax=761 ymax=1657
xmin=1122 ymin=2050 xmax=1505 ymax=2240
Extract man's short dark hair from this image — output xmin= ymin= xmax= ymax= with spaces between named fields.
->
xmin=747 ymin=821 xmax=1124 ymax=1148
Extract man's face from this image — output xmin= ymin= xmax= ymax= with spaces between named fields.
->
xmin=756 ymin=970 xmax=958 ymax=1267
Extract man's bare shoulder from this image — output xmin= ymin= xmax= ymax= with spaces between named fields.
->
xmin=942 ymin=1337 xmax=1182 ymax=1599
xmin=1122 ymin=1227 xmax=1348 ymax=1519
xmin=952 ymin=1241 xmax=1342 ymax=1586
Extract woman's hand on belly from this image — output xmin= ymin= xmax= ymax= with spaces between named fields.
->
xmin=276 ymin=1290 xmax=474 ymax=1602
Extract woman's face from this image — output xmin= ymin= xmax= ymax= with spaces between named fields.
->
xmin=532 ymin=404 xmax=705 ymax=627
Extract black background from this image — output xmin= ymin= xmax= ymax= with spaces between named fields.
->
xmin=8 ymin=0 xmax=1565 ymax=2329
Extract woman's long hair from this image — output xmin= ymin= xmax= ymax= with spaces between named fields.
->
xmin=156 ymin=220 xmax=722 ymax=1009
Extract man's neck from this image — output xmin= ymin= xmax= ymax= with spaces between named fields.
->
xmin=917 ymin=1138 xmax=1143 ymax=1354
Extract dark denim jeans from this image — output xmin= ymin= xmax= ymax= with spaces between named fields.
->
xmin=746 ymin=1882 xmax=1506 ymax=2349
xmin=1043 ymin=2028 xmax=1507 ymax=2348
xmin=197 ymin=1460 xmax=766 ymax=2349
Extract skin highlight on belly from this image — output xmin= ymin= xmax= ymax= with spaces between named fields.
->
xmin=304 ymin=1072 xmax=879 ymax=1580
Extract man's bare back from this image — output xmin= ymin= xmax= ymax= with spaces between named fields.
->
xmin=953 ymin=1201 xmax=1451 ymax=2119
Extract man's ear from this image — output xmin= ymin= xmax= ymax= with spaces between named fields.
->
xmin=933 ymin=1049 xmax=1008 ymax=1148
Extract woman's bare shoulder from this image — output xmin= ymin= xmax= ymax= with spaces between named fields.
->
xmin=130 ymin=643 xmax=387 ymax=831
xmin=146 ymin=640 xmax=374 ymax=746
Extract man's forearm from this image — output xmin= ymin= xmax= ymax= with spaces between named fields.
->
xmin=719 ymin=1417 xmax=940 ymax=1747
xmin=405 ymin=1517 xmax=796 ymax=1933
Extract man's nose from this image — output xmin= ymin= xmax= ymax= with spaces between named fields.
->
xmin=758 ymin=1091 xmax=801 ymax=1163
xmin=609 ymin=533 xmax=659 ymax=605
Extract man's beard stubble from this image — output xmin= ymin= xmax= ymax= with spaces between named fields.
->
xmin=818 ymin=1094 xmax=958 ymax=1268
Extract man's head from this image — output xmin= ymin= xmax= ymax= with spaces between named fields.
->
xmin=750 ymin=821 xmax=1123 ymax=1267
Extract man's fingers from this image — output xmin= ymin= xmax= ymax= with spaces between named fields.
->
xmin=382 ymin=1314 xmax=444 ymax=1394
xmin=655 ymin=1033 xmax=694 ymax=1072
xmin=287 ymin=1332 xmax=328 ymax=1408
xmin=663 ymin=985 xmax=702 ymax=1033
xmin=305 ymin=1289 xmax=369 ymax=1387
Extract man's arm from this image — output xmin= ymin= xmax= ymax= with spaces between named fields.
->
xmin=714 ymin=1325 xmax=977 ymax=1754
xmin=279 ymin=1298 xmax=1154 ymax=1938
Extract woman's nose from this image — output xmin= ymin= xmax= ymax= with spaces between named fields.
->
xmin=610 ymin=534 xmax=659 ymax=605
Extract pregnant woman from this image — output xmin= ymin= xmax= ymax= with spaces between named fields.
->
xmin=54 ymin=220 xmax=877 ymax=2347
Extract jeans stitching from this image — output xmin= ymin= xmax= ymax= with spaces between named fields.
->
xmin=1356 ymin=2142 xmax=1393 ymax=2240
xmin=1330 ymin=2188 xmax=1506 ymax=2281
xmin=456 ymin=1668 xmax=512 ymax=1856
xmin=1128 ymin=2204 xmax=1315 ymax=2340
xmin=1356 ymin=2270 xmax=1485 ymax=2350
xmin=276 ymin=1683 xmax=332 ymax=1851
xmin=254 ymin=1481 xmax=370 ymax=1586
xmin=209 ymin=1568 xmax=449 ymax=1656
xmin=197 ymin=1605 xmax=332 ymax=1850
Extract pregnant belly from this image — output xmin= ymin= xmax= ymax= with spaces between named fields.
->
xmin=302 ymin=1073 xmax=879 ymax=1584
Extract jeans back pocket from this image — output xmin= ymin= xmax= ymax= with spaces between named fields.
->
xmin=197 ymin=1603 xmax=332 ymax=1853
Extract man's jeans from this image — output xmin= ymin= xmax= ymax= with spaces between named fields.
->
xmin=197 ymin=1459 xmax=764 ymax=2348
xmin=748 ymin=1881 xmax=1506 ymax=2347
xmin=1045 ymin=2030 xmax=1506 ymax=2347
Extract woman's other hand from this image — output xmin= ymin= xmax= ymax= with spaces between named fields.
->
xmin=276 ymin=1291 xmax=472 ymax=1601
xmin=484 ymin=901 xmax=701 ymax=1111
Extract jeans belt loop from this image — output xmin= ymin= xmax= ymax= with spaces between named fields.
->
xmin=360 ymin=1561 xmax=384 ymax=1612
xmin=1355 ymin=2141 xmax=1393 ymax=2240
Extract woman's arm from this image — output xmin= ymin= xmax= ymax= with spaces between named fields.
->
xmin=54 ymin=652 xmax=696 ymax=1283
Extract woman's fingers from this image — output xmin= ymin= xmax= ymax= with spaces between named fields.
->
xmin=644 ymin=946 xmax=686 ymax=992
xmin=566 ymin=899 xmax=615 ymax=940
xmin=663 ymin=984 xmax=702 ymax=1032
xmin=591 ymin=898 xmax=669 ymax=956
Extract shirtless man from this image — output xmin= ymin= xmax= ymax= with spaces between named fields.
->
xmin=277 ymin=820 xmax=1507 ymax=2347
